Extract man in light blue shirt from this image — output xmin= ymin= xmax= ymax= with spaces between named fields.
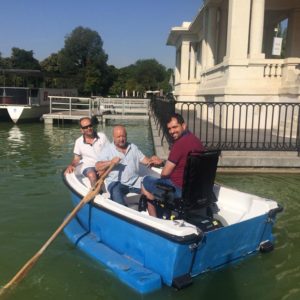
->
xmin=96 ymin=125 xmax=162 ymax=205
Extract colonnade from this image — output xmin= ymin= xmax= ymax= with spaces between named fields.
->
xmin=173 ymin=0 xmax=297 ymax=83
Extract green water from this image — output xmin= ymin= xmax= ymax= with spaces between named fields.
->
xmin=0 ymin=121 xmax=299 ymax=300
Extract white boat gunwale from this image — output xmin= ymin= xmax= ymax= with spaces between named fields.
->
xmin=63 ymin=167 xmax=283 ymax=245
xmin=63 ymin=172 xmax=204 ymax=244
xmin=92 ymin=201 xmax=204 ymax=244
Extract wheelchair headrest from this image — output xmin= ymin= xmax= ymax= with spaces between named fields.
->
xmin=182 ymin=150 xmax=220 ymax=209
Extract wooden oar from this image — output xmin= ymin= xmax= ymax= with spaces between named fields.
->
xmin=0 ymin=162 xmax=115 ymax=295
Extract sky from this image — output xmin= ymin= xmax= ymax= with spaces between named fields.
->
xmin=0 ymin=0 xmax=203 ymax=69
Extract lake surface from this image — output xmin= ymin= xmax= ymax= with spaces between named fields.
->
xmin=0 ymin=121 xmax=299 ymax=300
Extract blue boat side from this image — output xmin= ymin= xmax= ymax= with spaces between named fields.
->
xmin=64 ymin=191 xmax=280 ymax=294
xmin=190 ymin=214 xmax=276 ymax=275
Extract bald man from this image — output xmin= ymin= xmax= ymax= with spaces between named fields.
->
xmin=95 ymin=125 xmax=162 ymax=206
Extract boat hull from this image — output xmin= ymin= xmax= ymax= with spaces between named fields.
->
xmin=6 ymin=105 xmax=49 ymax=123
xmin=0 ymin=87 xmax=77 ymax=123
xmin=64 ymin=189 xmax=280 ymax=294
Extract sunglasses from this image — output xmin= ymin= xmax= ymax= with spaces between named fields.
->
xmin=81 ymin=124 xmax=93 ymax=130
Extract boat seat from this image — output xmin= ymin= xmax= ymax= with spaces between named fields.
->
xmin=74 ymin=170 xmax=141 ymax=210
xmin=151 ymin=150 xmax=222 ymax=228
xmin=100 ymin=179 xmax=141 ymax=209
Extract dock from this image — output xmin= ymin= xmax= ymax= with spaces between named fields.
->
xmin=42 ymin=96 xmax=150 ymax=124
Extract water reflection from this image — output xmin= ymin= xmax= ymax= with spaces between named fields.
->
xmin=7 ymin=125 xmax=25 ymax=144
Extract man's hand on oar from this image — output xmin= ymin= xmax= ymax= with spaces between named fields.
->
xmin=0 ymin=162 xmax=115 ymax=296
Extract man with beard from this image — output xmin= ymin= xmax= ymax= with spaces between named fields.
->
xmin=141 ymin=113 xmax=204 ymax=217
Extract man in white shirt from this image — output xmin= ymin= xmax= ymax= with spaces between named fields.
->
xmin=65 ymin=117 xmax=109 ymax=186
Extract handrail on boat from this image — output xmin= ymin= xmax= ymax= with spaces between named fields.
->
xmin=268 ymin=204 xmax=284 ymax=219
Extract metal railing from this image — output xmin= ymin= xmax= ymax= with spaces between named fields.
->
xmin=49 ymin=96 xmax=150 ymax=116
xmin=49 ymin=96 xmax=97 ymax=117
xmin=151 ymin=97 xmax=300 ymax=152
xmin=98 ymin=98 xmax=150 ymax=115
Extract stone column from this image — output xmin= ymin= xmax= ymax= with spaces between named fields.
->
xmin=225 ymin=0 xmax=251 ymax=60
xmin=249 ymin=0 xmax=265 ymax=58
xmin=196 ymin=42 xmax=202 ymax=79
xmin=217 ymin=4 xmax=228 ymax=64
xmin=206 ymin=6 xmax=218 ymax=68
xmin=180 ymin=41 xmax=190 ymax=82
xmin=189 ymin=43 xmax=196 ymax=80
xmin=175 ymin=46 xmax=181 ymax=84
xmin=201 ymin=9 xmax=208 ymax=71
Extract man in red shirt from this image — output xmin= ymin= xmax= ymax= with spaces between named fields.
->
xmin=141 ymin=113 xmax=204 ymax=217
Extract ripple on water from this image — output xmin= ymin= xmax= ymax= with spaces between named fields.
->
xmin=276 ymin=265 xmax=300 ymax=281
xmin=282 ymin=288 xmax=300 ymax=300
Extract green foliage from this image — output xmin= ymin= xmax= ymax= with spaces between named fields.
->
xmin=0 ymin=48 xmax=42 ymax=87
xmin=135 ymin=59 xmax=165 ymax=89
xmin=55 ymin=26 xmax=110 ymax=95
xmin=108 ymin=59 xmax=172 ymax=96
xmin=40 ymin=53 xmax=60 ymax=73
xmin=1 ymin=26 xmax=172 ymax=96
xmin=10 ymin=48 xmax=40 ymax=70
xmin=0 ymin=54 xmax=11 ymax=70
xmin=40 ymin=53 xmax=61 ymax=88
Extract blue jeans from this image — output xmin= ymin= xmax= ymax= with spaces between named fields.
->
xmin=142 ymin=176 xmax=182 ymax=200
xmin=82 ymin=167 xmax=96 ymax=176
xmin=108 ymin=181 xmax=141 ymax=206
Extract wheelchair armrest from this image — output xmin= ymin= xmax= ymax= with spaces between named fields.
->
xmin=156 ymin=183 xmax=175 ymax=193
xmin=155 ymin=160 xmax=166 ymax=168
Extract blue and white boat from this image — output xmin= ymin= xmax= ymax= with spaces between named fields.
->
xmin=63 ymin=151 xmax=282 ymax=294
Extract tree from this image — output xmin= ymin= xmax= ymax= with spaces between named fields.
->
xmin=134 ymin=59 xmax=166 ymax=90
xmin=109 ymin=59 xmax=171 ymax=96
xmin=40 ymin=53 xmax=61 ymax=87
xmin=10 ymin=48 xmax=40 ymax=70
xmin=57 ymin=26 xmax=111 ymax=95
xmin=0 ymin=48 xmax=41 ymax=87
xmin=40 ymin=53 xmax=60 ymax=73
xmin=155 ymin=68 xmax=173 ymax=95
xmin=0 ymin=58 xmax=12 ymax=70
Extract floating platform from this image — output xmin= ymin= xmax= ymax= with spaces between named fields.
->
xmin=64 ymin=217 xmax=162 ymax=294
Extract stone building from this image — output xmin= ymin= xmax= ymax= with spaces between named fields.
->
xmin=167 ymin=0 xmax=300 ymax=103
